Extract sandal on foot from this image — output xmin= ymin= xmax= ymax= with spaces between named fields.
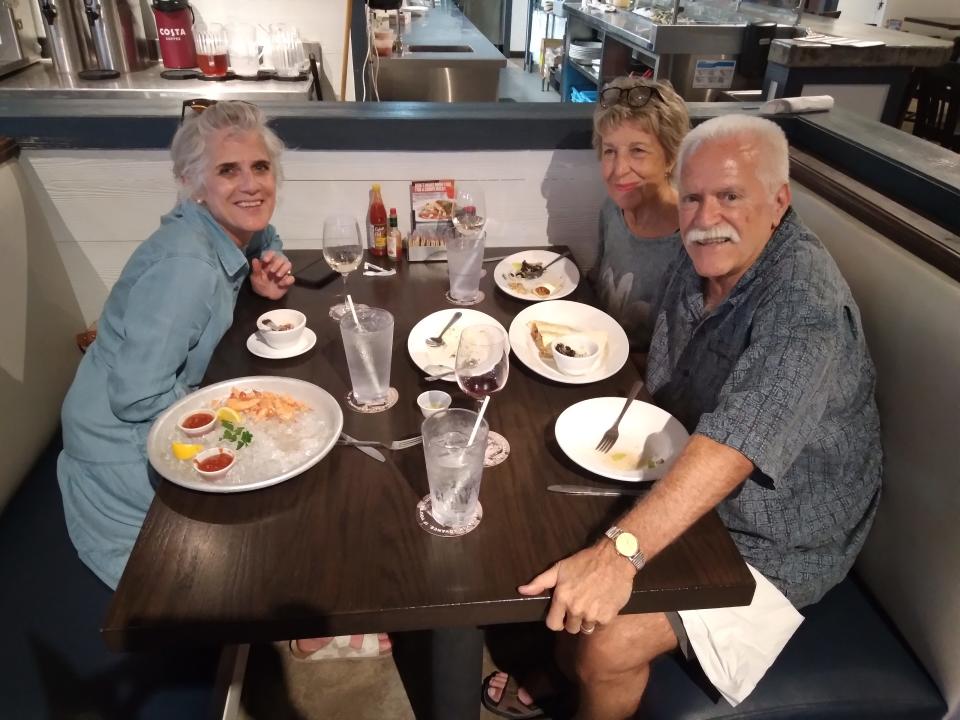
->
xmin=481 ymin=672 xmax=546 ymax=720
xmin=289 ymin=634 xmax=392 ymax=661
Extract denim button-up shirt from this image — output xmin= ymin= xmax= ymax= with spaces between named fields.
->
xmin=58 ymin=200 xmax=282 ymax=588
xmin=647 ymin=209 xmax=882 ymax=608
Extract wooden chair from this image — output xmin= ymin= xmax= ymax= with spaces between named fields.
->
xmin=912 ymin=63 xmax=960 ymax=151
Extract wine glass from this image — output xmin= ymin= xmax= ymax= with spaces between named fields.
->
xmin=451 ymin=182 xmax=487 ymax=240
xmin=455 ymin=325 xmax=510 ymax=466
xmin=322 ymin=214 xmax=364 ymax=320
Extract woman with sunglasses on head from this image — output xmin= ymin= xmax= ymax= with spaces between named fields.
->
xmin=57 ymin=100 xmax=294 ymax=592
xmin=592 ymin=75 xmax=689 ymax=368
xmin=483 ymin=77 xmax=690 ymax=718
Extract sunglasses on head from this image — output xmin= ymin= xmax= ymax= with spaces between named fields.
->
xmin=180 ymin=98 xmax=217 ymax=123
xmin=598 ymin=84 xmax=663 ymax=109
xmin=179 ymin=98 xmax=257 ymax=123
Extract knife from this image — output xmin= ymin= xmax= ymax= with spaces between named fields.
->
xmin=339 ymin=433 xmax=386 ymax=463
xmin=548 ymin=484 xmax=648 ymax=497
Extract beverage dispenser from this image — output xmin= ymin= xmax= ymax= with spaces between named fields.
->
xmin=82 ymin=0 xmax=135 ymax=75
xmin=38 ymin=0 xmax=87 ymax=74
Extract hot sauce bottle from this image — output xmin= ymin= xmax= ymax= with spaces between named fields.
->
xmin=368 ymin=183 xmax=388 ymax=257
xmin=387 ymin=207 xmax=402 ymax=261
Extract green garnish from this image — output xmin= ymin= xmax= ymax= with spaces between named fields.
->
xmin=221 ymin=420 xmax=254 ymax=450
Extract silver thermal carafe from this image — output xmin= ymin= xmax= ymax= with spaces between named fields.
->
xmin=38 ymin=0 xmax=87 ymax=74
xmin=82 ymin=0 xmax=134 ymax=74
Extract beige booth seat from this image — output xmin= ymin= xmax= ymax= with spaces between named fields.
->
xmin=793 ymin=185 xmax=960 ymax=720
xmin=0 ymin=149 xmax=85 ymax=512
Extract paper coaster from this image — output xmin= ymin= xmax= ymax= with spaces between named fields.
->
xmin=445 ymin=290 xmax=485 ymax=306
xmin=484 ymin=431 xmax=510 ymax=467
xmin=345 ymin=387 xmax=398 ymax=413
xmin=416 ymin=495 xmax=483 ymax=537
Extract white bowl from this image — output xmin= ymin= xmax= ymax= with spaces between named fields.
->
xmin=257 ymin=309 xmax=306 ymax=349
xmin=177 ymin=409 xmax=218 ymax=437
xmin=417 ymin=390 xmax=452 ymax=418
xmin=193 ymin=447 xmax=236 ymax=480
xmin=551 ymin=334 xmax=600 ymax=376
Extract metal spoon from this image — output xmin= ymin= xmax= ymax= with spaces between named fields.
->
xmin=261 ymin=318 xmax=282 ymax=331
xmin=425 ymin=311 xmax=462 ymax=348
xmin=425 ymin=369 xmax=455 ymax=381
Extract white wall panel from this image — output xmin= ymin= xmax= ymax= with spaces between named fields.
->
xmin=25 ymin=147 xmax=607 ymax=323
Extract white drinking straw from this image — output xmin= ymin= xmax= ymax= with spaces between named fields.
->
xmin=346 ymin=294 xmax=362 ymax=330
xmin=468 ymin=395 xmax=490 ymax=446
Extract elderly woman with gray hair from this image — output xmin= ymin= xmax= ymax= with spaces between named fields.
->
xmin=57 ymin=100 xmax=294 ymax=591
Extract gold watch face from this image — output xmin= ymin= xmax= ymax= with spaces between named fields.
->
xmin=615 ymin=531 xmax=639 ymax=557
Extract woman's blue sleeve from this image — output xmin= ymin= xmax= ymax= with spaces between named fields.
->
xmin=107 ymin=257 xmax=217 ymax=422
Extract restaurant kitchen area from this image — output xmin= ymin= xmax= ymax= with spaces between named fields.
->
xmin=0 ymin=0 xmax=959 ymax=720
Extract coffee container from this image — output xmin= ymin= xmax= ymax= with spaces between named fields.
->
xmin=152 ymin=0 xmax=195 ymax=68
xmin=83 ymin=0 xmax=134 ymax=73
xmin=38 ymin=0 xmax=87 ymax=74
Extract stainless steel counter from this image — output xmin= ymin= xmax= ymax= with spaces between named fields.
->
xmin=0 ymin=62 xmax=312 ymax=100
xmin=371 ymin=5 xmax=506 ymax=101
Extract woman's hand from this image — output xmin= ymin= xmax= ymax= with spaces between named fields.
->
xmin=251 ymin=250 xmax=294 ymax=299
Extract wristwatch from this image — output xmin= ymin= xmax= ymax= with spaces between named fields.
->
xmin=605 ymin=526 xmax=646 ymax=573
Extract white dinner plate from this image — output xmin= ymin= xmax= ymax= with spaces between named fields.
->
xmin=407 ymin=308 xmax=509 ymax=382
xmin=246 ymin=328 xmax=317 ymax=359
xmin=555 ymin=398 xmax=689 ymax=482
xmin=493 ymin=250 xmax=580 ymax=302
xmin=508 ymin=300 xmax=629 ymax=384
xmin=147 ymin=376 xmax=343 ymax=493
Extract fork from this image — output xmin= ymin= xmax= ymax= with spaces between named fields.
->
xmin=595 ymin=380 xmax=644 ymax=453
xmin=338 ymin=434 xmax=423 ymax=451
xmin=524 ymin=249 xmax=572 ymax=279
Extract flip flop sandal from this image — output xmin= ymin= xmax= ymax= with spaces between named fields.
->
xmin=481 ymin=672 xmax=547 ymax=720
xmin=289 ymin=634 xmax=392 ymax=661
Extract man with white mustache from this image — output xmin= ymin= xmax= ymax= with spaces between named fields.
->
xmin=516 ymin=115 xmax=881 ymax=719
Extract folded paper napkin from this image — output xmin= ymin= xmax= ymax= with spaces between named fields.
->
xmin=760 ymin=95 xmax=834 ymax=115
xmin=677 ymin=564 xmax=803 ymax=706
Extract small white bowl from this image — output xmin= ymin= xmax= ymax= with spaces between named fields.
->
xmin=177 ymin=409 xmax=218 ymax=437
xmin=193 ymin=447 xmax=236 ymax=480
xmin=551 ymin=334 xmax=600 ymax=376
xmin=257 ymin=309 xmax=306 ymax=349
xmin=417 ymin=390 xmax=452 ymax=418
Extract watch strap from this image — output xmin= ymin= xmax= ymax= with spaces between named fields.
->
xmin=605 ymin=525 xmax=646 ymax=572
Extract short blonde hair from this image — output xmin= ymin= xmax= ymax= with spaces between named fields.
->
xmin=171 ymin=100 xmax=285 ymax=202
xmin=592 ymin=76 xmax=690 ymax=172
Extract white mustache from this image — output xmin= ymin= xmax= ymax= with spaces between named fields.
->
xmin=684 ymin=224 xmax=741 ymax=246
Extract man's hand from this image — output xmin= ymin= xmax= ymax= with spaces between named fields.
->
xmin=251 ymin=250 xmax=294 ymax=299
xmin=519 ymin=541 xmax=635 ymax=634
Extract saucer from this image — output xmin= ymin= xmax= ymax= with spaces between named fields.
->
xmin=246 ymin=328 xmax=317 ymax=359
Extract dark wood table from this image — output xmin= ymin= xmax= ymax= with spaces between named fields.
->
xmin=104 ymin=248 xmax=754 ymax=719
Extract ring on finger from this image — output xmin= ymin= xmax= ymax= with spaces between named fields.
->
xmin=581 ymin=622 xmax=597 ymax=635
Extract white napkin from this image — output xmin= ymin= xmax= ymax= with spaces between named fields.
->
xmin=677 ymin=564 xmax=803 ymax=706
xmin=760 ymin=95 xmax=834 ymax=115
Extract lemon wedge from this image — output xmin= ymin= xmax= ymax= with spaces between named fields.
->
xmin=172 ymin=442 xmax=204 ymax=460
xmin=216 ymin=407 xmax=242 ymax=424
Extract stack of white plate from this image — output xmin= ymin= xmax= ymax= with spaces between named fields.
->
xmin=569 ymin=40 xmax=602 ymax=63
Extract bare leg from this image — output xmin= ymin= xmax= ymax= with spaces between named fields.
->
xmin=571 ymin=612 xmax=677 ymax=720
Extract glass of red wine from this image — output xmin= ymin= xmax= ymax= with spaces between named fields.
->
xmin=455 ymin=325 xmax=510 ymax=466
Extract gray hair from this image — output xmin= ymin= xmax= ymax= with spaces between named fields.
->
xmin=674 ymin=114 xmax=789 ymax=194
xmin=170 ymin=101 xmax=285 ymax=202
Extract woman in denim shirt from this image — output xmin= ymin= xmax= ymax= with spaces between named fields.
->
xmin=58 ymin=101 xmax=294 ymax=590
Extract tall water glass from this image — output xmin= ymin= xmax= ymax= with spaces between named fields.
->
xmin=446 ymin=234 xmax=485 ymax=305
xmin=339 ymin=308 xmax=393 ymax=405
xmin=422 ymin=408 xmax=489 ymax=529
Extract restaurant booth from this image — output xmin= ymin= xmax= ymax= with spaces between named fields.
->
xmin=1 ymin=97 xmax=958 ymax=720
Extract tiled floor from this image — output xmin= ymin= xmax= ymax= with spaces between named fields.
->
xmin=498 ymin=58 xmax=561 ymax=103
xmin=238 ymin=637 xmax=503 ymax=720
